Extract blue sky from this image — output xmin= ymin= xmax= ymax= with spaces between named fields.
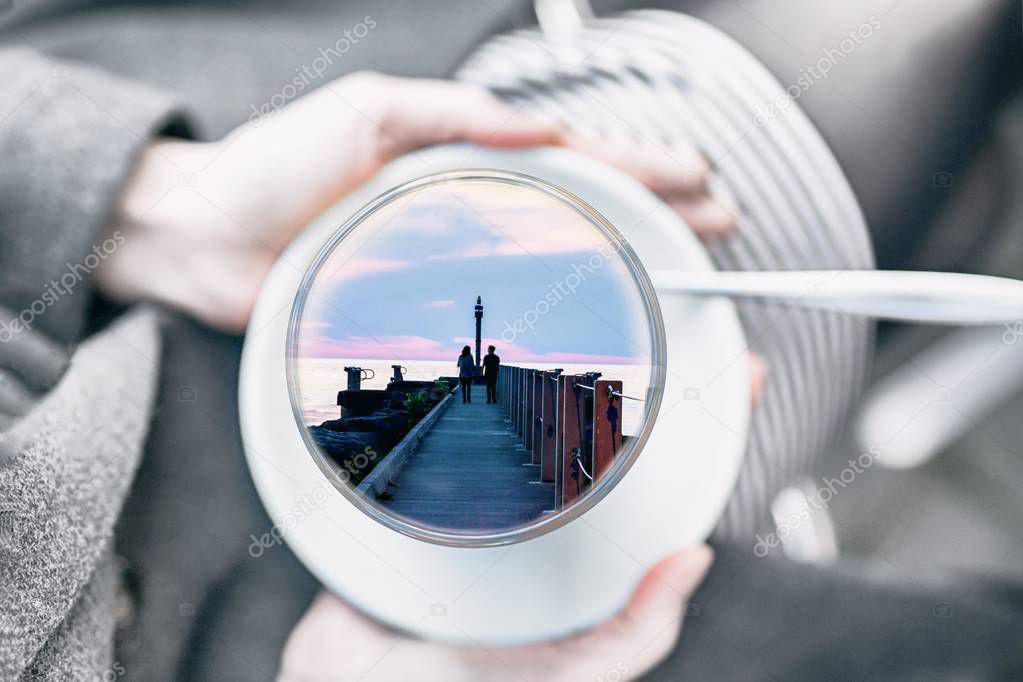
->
xmin=298 ymin=180 xmax=653 ymax=365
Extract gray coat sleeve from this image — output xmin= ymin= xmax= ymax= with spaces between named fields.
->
xmin=0 ymin=45 xmax=192 ymax=680
xmin=0 ymin=46 xmax=194 ymax=344
xmin=0 ymin=307 xmax=161 ymax=681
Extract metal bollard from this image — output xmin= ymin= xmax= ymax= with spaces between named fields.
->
xmin=343 ymin=366 xmax=364 ymax=391
xmin=390 ymin=364 xmax=406 ymax=384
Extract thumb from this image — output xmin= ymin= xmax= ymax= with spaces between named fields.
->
xmin=582 ymin=546 xmax=713 ymax=678
xmin=623 ymin=545 xmax=713 ymax=626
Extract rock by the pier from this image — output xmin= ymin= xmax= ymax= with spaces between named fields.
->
xmin=337 ymin=389 xmax=393 ymax=416
xmin=308 ymin=427 xmax=379 ymax=464
xmin=318 ymin=409 xmax=408 ymax=448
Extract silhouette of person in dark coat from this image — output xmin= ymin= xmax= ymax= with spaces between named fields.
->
xmin=482 ymin=345 xmax=500 ymax=403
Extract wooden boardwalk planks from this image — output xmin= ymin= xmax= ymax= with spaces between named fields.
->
xmin=380 ymin=383 xmax=553 ymax=531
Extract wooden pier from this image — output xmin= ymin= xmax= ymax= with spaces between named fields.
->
xmin=377 ymin=366 xmax=628 ymax=531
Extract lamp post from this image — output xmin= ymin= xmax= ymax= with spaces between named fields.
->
xmin=474 ymin=295 xmax=483 ymax=372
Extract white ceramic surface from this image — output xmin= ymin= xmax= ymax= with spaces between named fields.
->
xmin=239 ymin=145 xmax=750 ymax=645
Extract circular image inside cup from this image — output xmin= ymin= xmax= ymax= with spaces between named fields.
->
xmin=288 ymin=170 xmax=665 ymax=546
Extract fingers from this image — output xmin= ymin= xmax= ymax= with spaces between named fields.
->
xmin=665 ymin=195 xmax=739 ymax=239
xmin=370 ymin=74 xmax=562 ymax=161
xmin=564 ymin=135 xmax=708 ymax=197
xmin=360 ymin=72 xmax=738 ymax=240
xmin=749 ymin=352 xmax=768 ymax=410
xmin=283 ymin=549 xmax=712 ymax=682
xmin=561 ymin=135 xmax=737 ymax=239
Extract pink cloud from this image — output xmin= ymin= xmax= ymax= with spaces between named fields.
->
xmin=298 ymin=331 xmax=644 ymax=366
xmin=451 ymin=336 xmax=644 ymax=366
xmin=319 ymin=257 xmax=410 ymax=284
xmin=298 ymin=333 xmax=462 ymax=361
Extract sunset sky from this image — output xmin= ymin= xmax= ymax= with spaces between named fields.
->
xmin=297 ymin=180 xmax=653 ymax=365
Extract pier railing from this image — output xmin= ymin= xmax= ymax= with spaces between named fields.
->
xmin=497 ymin=366 xmax=627 ymax=511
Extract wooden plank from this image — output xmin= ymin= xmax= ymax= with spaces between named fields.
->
xmin=381 ymin=383 xmax=553 ymax=531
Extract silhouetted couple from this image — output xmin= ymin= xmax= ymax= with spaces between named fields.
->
xmin=456 ymin=345 xmax=500 ymax=403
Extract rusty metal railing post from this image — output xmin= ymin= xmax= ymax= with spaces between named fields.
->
xmin=513 ymin=367 xmax=520 ymax=425
xmin=517 ymin=366 xmax=523 ymax=431
xmin=525 ymin=369 xmax=535 ymax=450
xmin=513 ymin=366 xmax=520 ymax=427
xmin=553 ymin=373 xmax=564 ymax=506
xmin=592 ymin=379 xmax=623 ymax=483
xmin=559 ymin=374 xmax=585 ymax=508
xmin=499 ymin=365 xmax=506 ymax=410
xmin=531 ymin=370 xmax=544 ymax=464
xmin=541 ymin=369 xmax=562 ymax=482
xmin=507 ymin=366 xmax=514 ymax=422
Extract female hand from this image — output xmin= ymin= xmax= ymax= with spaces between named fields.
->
xmin=278 ymin=547 xmax=712 ymax=682
xmin=96 ymin=71 xmax=733 ymax=333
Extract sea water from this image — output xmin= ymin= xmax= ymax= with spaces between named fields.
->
xmin=296 ymin=357 xmax=653 ymax=435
